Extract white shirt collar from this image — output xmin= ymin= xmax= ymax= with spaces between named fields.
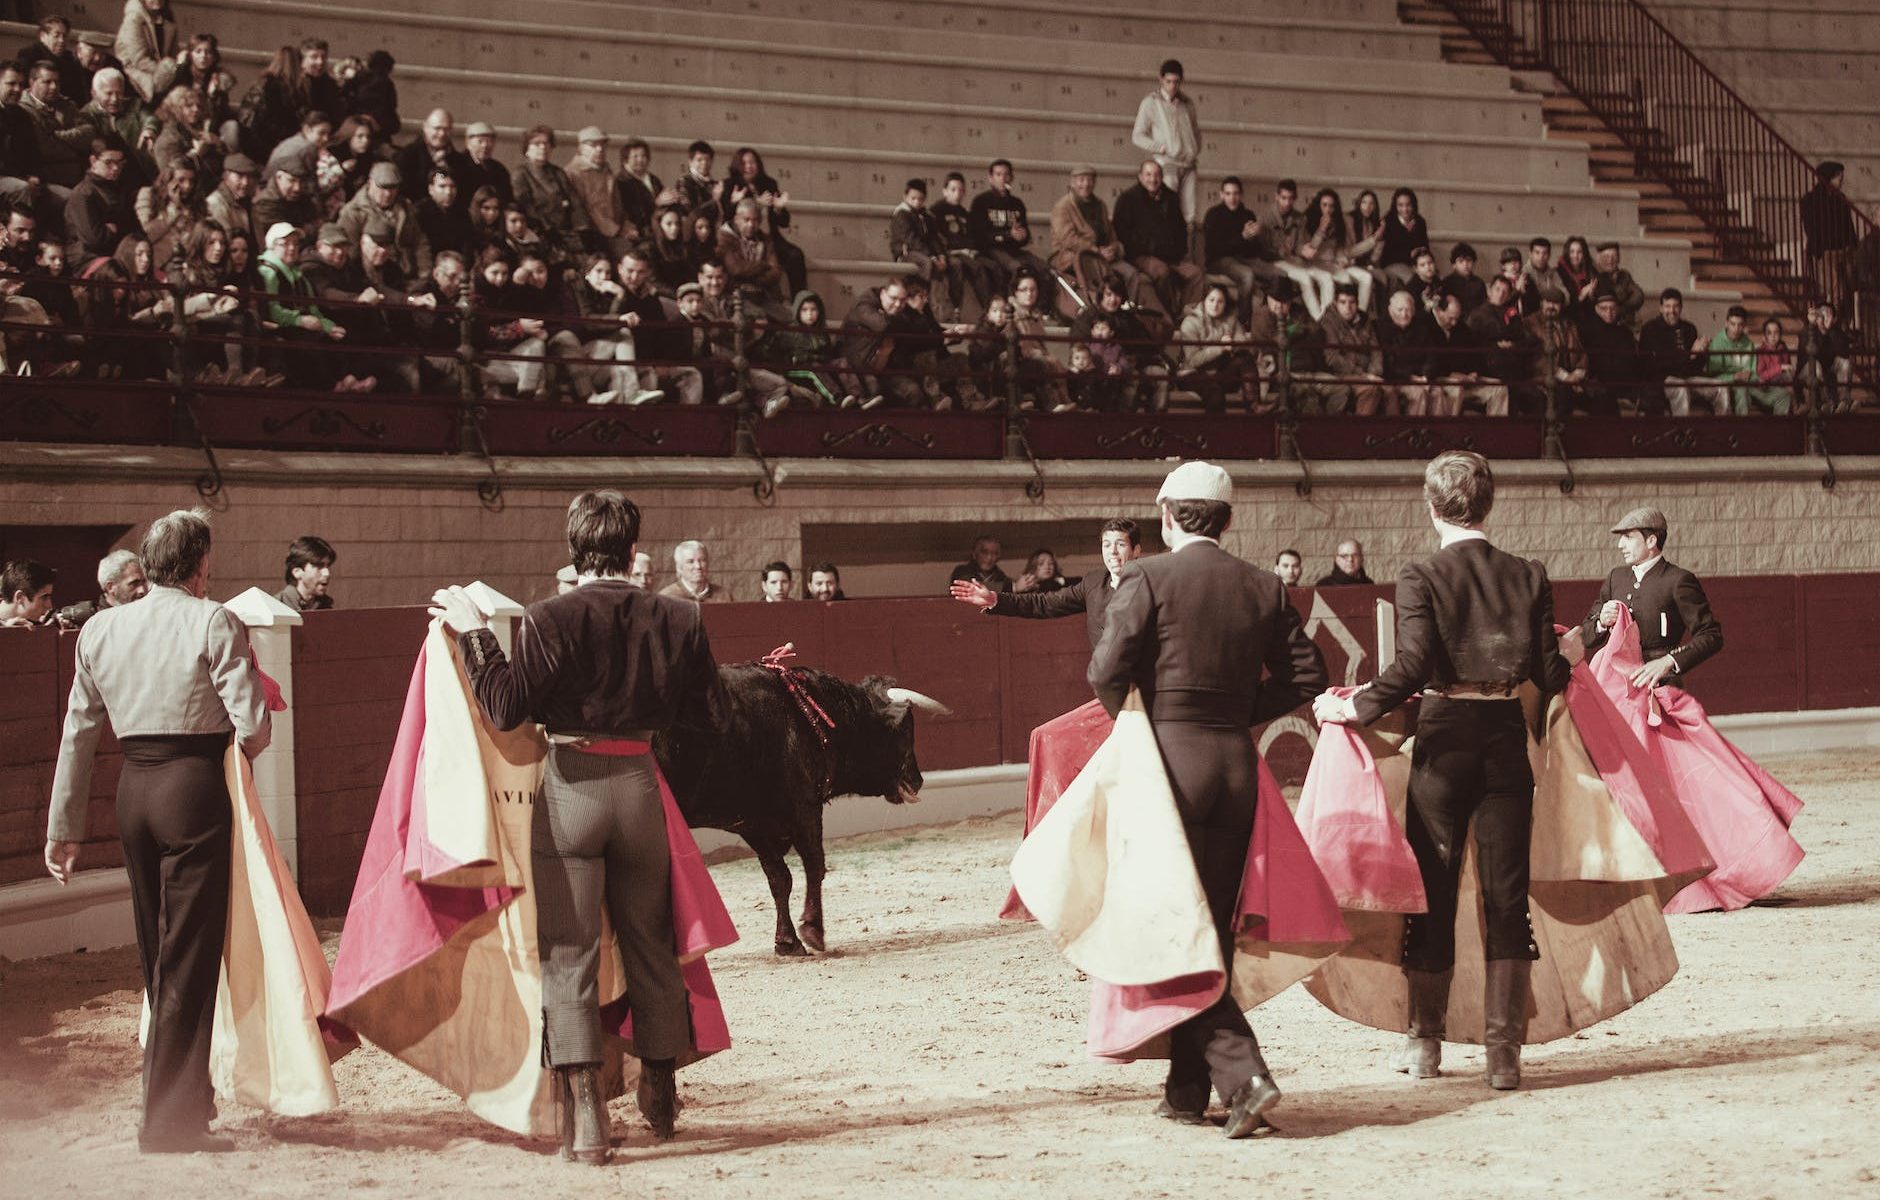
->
xmin=1170 ymin=535 xmax=1220 ymax=552
xmin=1436 ymin=523 xmax=1488 ymax=548
xmin=1631 ymin=555 xmax=1663 ymax=583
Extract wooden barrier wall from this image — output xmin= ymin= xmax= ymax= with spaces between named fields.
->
xmin=4 ymin=575 xmax=1876 ymax=907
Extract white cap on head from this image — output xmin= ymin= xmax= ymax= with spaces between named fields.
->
xmin=1156 ymin=460 xmax=1233 ymax=505
xmin=263 ymin=221 xmax=299 ymax=247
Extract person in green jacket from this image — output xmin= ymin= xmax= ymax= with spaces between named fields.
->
xmin=257 ymin=221 xmax=371 ymax=390
xmin=1702 ymin=305 xmax=1755 ymax=416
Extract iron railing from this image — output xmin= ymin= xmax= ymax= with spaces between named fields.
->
xmin=1433 ymin=0 xmax=1877 ymax=333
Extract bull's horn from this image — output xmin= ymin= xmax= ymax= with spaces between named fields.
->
xmin=885 ymin=687 xmax=952 ymax=717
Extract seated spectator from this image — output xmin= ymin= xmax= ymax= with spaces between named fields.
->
xmin=613 ymin=249 xmax=701 ymax=406
xmin=950 ymin=536 xmax=1010 ymax=592
xmin=460 ymin=120 xmax=508 ymax=208
xmin=1114 ymin=159 xmax=1201 ymax=320
xmin=338 ymin=160 xmax=425 ymax=276
xmin=661 ymin=539 xmax=734 ymax=603
xmin=1315 ymin=281 xmax=1389 ymax=415
xmin=495 ymin=201 xmax=543 ymax=263
xmin=1519 ymin=237 xmax=1561 ymax=315
xmin=1316 ymin=540 xmax=1372 ymax=587
xmin=627 ymin=551 xmax=653 ymax=590
xmin=892 ymin=177 xmax=966 ymax=322
xmin=1798 ymin=301 xmax=1854 ymax=414
xmin=646 ymin=205 xmax=693 ymax=294
xmin=74 ymin=33 xmax=126 ymax=90
xmin=1066 ymin=316 xmax=1133 ymax=413
xmin=1273 ymin=549 xmax=1303 ymax=587
xmin=1742 ymin=317 xmax=1795 ymax=416
xmin=65 ymin=135 xmax=140 ymax=267
xmin=1014 ymin=549 xmax=1068 ymax=594
xmin=1557 ymin=234 xmax=1596 ymax=316
xmin=1376 ymin=289 xmax=1433 ymax=415
xmin=674 ymin=139 xmax=723 ymax=226
xmin=672 ymin=280 xmax=739 ymax=403
xmin=685 ymin=210 xmax=718 ymax=275
xmin=888 ymin=275 xmax=978 ymax=410
xmin=759 ymin=561 xmax=794 ymax=602
xmin=1007 ymin=270 xmax=1069 ymax=410
xmin=1176 ymin=281 xmax=1257 ymax=414
xmin=566 ymin=125 xmax=632 ymax=259
xmin=1404 ymin=246 xmax=1444 ymax=318
xmin=1347 ymin=189 xmax=1387 ymax=301
xmin=1466 ymin=273 xmax=1537 ymax=412
xmin=1258 ymin=178 xmax=1316 ymax=307
xmin=1524 ymin=286 xmax=1589 ymax=414
xmin=465 ymin=184 xmax=504 ymax=255
xmin=0 ymin=202 xmax=37 ymax=272
xmin=410 ymin=247 xmax=469 ymax=393
xmin=0 ymin=558 xmax=56 ymax=626
xmin=724 ymin=147 xmax=805 ymax=298
xmin=617 ymin=137 xmax=659 ymax=240
xmin=1068 ymin=273 xmax=1170 ymax=412
xmin=22 ymin=238 xmax=87 ymax=368
xmin=18 ymin=16 xmax=89 ymax=106
xmin=1202 ymin=176 xmax=1266 ymax=320
xmin=414 ymin=167 xmax=471 ymax=267
xmin=80 ymin=68 xmax=157 ymax=187
xmin=717 ymin=197 xmax=785 ymax=313
xmin=258 ymin=221 xmax=364 ymax=391
xmin=21 ymin=60 xmax=89 ymax=189
xmin=1049 ymin=165 xmax=1137 ymax=311
xmin=1636 ymin=287 xmax=1708 ymax=417
xmin=82 ymin=235 xmax=173 ymax=381
xmin=1578 ymin=289 xmax=1635 ymax=416
xmin=1296 ymin=187 xmax=1372 ymax=319
xmin=175 ymin=220 xmax=262 ymax=384
xmin=510 ymin=124 xmax=587 ymax=257
xmin=1592 ymin=242 xmax=1643 ymax=327
xmin=150 ymin=84 xmax=225 ymax=183
xmin=0 ymin=64 xmax=51 ymax=212
xmin=566 ymin=253 xmax=641 ymax=405
xmin=277 ymin=535 xmax=336 ymax=610
xmin=1248 ymin=279 xmax=1325 ymax=414
xmin=930 ymin=170 xmax=995 ymax=314
xmin=1376 ymin=187 xmax=1429 ymax=287
xmin=753 ymin=287 xmax=842 ymax=406
xmin=1443 ymin=242 xmax=1486 ymax=315
xmin=150 ymin=33 xmax=237 ymax=145
xmin=205 ymin=152 xmax=258 ymax=244
xmin=839 ymin=276 xmax=923 ymax=409
xmin=342 ymin=50 xmax=399 ymax=139
xmin=358 ymin=219 xmax=433 ymax=391
xmin=55 ymin=549 xmax=149 ymax=627
xmin=1497 ymin=245 xmax=1530 ymax=313
xmin=265 ymin=108 xmax=332 ymax=185
xmin=135 ymin=159 xmax=204 ymax=265
xmin=1703 ymin=305 xmax=1756 ymax=416
xmin=1419 ymin=293 xmax=1507 ymax=417
xmin=807 ymin=562 xmax=845 ymax=601
xmin=969 ymin=158 xmax=1051 ymax=301
xmin=252 ymin=159 xmax=318 ymax=244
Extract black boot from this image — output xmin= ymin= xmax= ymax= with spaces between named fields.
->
xmin=558 ymin=1065 xmax=610 ymax=1164
xmin=1483 ymin=959 xmax=1531 ymax=1091
xmin=637 ymin=1057 xmax=678 ymax=1140
xmin=1395 ymin=967 xmax=1452 ymax=1078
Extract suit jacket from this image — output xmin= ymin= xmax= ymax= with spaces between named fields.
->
xmin=1089 ymin=541 xmax=1326 ymax=726
xmin=1580 ymin=557 xmax=1723 ymax=674
xmin=989 ymin=570 xmax=1117 ymax=649
xmin=1353 ymin=538 xmax=1570 ymax=725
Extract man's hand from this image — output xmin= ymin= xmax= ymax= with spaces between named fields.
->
xmin=1597 ymin=599 xmax=1625 ymax=630
xmin=327 ymin=324 xmax=348 ymax=341
xmin=428 ymin=585 xmax=490 ymax=635
xmin=1011 ymin=224 xmax=1029 ymax=244
xmin=948 ymin=579 xmax=997 ymax=608
xmin=45 ymin=839 xmax=79 ymax=885
xmin=1630 ymin=654 xmax=1678 ymax=688
xmin=1312 ymin=690 xmax=1356 ymax=725
xmin=624 ymin=311 xmax=642 ymax=327
xmin=297 ymin=314 xmax=325 ymax=331
xmin=357 ymin=286 xmax=383 ymax=305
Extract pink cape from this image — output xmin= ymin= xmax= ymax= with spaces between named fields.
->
xmin=325 ymin=638 xmax=737 ymax=1111
xmin=1005 ymin=698 xmax=1350 ymax=1061
xmin=1587 ymin=608 xmax=1804 ymax=912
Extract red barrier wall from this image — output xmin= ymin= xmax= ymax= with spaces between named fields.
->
xmin=0 ymin=629 xmax=122 ymax=887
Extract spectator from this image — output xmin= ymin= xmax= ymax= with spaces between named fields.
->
xmin=1131 ymin=59 xmax=1199 ymax=227
xmin=839 ymin=276 xmax=922 ymax=409
xmin=493 ymin=201 xmax=543 ymax=262
xmin=1049 ymin=165 xmax=1136 ymax=311
xmin=1069 ymin=273 xmax=1171 ymax=412
xmin=262 ymin=108 xmax=331 ymax=184
xmin=0 ymin=558 xmax=56 ymax=625
xmin=64 ymin=135 xmax=139 ymax=267
xmin=753 ymin=288 xmax=842 ymax=406
xmin=1801 ymin=160 xmax=1857 ymax=308
xmin=1375 ymin=186 xmax=1429 ymax=287
xmin=82 ymin=68 xmax=158 ymax=188
xmin=617 ymin=137 xmax=659 ymax=240
xmin=1176 ymin=281 xmax=1257 ymax=414
xmin=150 ymin=85 xmax=224 ymax=184
xmin=1557 ymin=234 xmax=1596 ymax=315
xmin=23 ymin=61 xmax=91 ymax=189
xmin=1316 ymin=281 xmax=1389 ymax=415
xmin=17 ymin=16 xmax=89 ymax=106
xmin=465 ymin=184 xmax=504 ymax=255
xmin=277 ymin=535 xmax=336 ymax=610
xmin=1014 ymin=549 xmax=1069 ymax=594
xmin=670 ymin=279 xmax=735 ymax=403
xmin=660 ymin=539 xmax=734 ymax=602
xmin=0 ymin=201 xmax=36 ymax=271
xmin=612 ymin=248 xmax=701 ymax=406
xmin=1259 ymin=179 xmax=1312 ymax=305
xmin=724 ymin=147 xmax=805 ymax=298
xmin=114 ymin=0 xmax=177 ymax=105
xmin=1297 ymin=186 xmax=1371 ymax=318
xmin=1466 ymin=273 xmax=1536 ymax=411
xmin=930 ymin=170 xmax=995 ymax=315
xmin=949 ymin=536 xmax=1010 ymax=592
xmin=391 ymin=107 xmax=467 ymax=210
xmin=237 ymin=41 xmax=328 ymax=160
xmin=150 ymin=33 xmax=236 ymax=144
xmin=252 ymin=159 xmax=318 ymax=244
xmin=259 ymin=222 xmax=365 ymax=391
xmin=338 ymin=160 xmax=424 ymax=275
xmin=806 ymin=562 xmax=845 ymax=601
xmin=643 ymin=205 xmax=692 ymax=294
xmin=968 ymin=158 xmax=1050 ymax=299
xmin=1592 ymin=242 xmax=1643 ymax=328
xmin=627 ymin=550 xmax=653 ymax=589
xmin=891 ymin=177 xmax=962 ymax=322
xmin=459 ymin=120 xmax=507 ymax=208
xmin=1577 ymin=289 xmax=1635 ymax=416
xmin=175 ymin=220 xmax=263 ymax=384
xmin=1742 ymin=317 xmax=1795 ymax=416
xmin=1798 ymin=301 xmax=1854 ymax=414
xmin=74 ymin=33 xmax=126 ymax=103
xmin=674 ymin=138 xmax=723 ymax=226
xmin=1316 ymin=539 xmax=1372 ymax=587
xmin=55 ymin=549 xmax=149 ymax=627
xmin=1273 ymin=549 xmax=1303 ymax=587
xmin=1008 ymin=270 xmax=1070 ymax=410
xmin=1524 ymin=286 xmax=1588 ymax=413
xmin=759 ymin=561 xmax=794 ymax=601
xmin=1520 ymin=237 xmax=1561 ymax=314
xmin=204 ymin=152 xmax=258 ymax=245
xmin=1404 ymin=246 xmax=1444 ymax=317
xmin=1412 ymin=292 xmax=1504 ymax=416
xmin=80 ymin=233 xmax=173 ymax=380
xmin=890 ymin=275 xmax=979 ymax=410
xmin=414 ymin=166 xmax=471 ymax=267
xmin=1248 ymin=278 xmax=1325 ymax=414
xmin=1500 ymin=245 xmax=1535 ymax=314
xmin=1377 ymin=288 xmax=1433 ymax=416
xmin=135 ymin=159 xmax=204 ymax=265
xmin=342 ymin=49 xmax=398 ymax=139
xmin=410 ymin=248 xmax=469 ymax=393
xmin=717 ymin=197 xmax=785 ymax=312
xmin=1637 ymin=287 xmax=1708 ymax=417
xmin=357 ymin=219 xmax=432 ymax=390
xmin=23 ymin=238 xmax=89 ymax=372
xmin=565 ymin=253 xmax=640 ymax=405
xmin=566 ymin=126 xmax=631 ymax=259
xmin=1347 ymin=188 xmax=1387 ymax=299
xmin=1202 ymin=176 xmax=1266 ymax=319
xmin=510 ymin=124 xmax=587 ymax=257
xmin=1113 ymin=158 xmax=1201 ymax=319
xmin=0 ymin=63 xmax=50 ymax=211
xmin=1443 ymin=242 xmax=1485 ymax=314
xmin=1066 ymin=316 xmax=1131 ymax=413
xmin=1703 ymin=305 xmax=1756 ymax=416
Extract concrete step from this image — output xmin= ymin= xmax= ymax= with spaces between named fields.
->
xmin=1649 ymin=3 xmax=1880 ymax=54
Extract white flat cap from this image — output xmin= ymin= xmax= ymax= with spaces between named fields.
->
xmin=1156 ymin=460 xmax=1233 ymax=505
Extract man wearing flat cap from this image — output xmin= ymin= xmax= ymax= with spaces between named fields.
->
xmin=1049 ymin=165 xmax=1139 ymax=309
xmin=1089 ymin=460 xmax=1326 ymax=1138
xmin=1581 ymin=506 xmax=1722 ymax=688
xmin=566 ymin=125 xmax=634 ymax=259
xmin=339 ymin=158 xmax=428 ymax=276
xmin=253 ymin=158 xmax=319 ymax=244
xmin=207 ymin=152 xmax=260 ymax=244
xmin=1523 ymin=284 xmax=1587 ymax=412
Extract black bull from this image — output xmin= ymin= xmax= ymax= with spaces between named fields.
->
xmin=654 ymin=665 xmax=948 ymax=955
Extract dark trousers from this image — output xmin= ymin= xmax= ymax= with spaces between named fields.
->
xmin=1153 ymin=719 xmax=1268 ymax=1109
xmin=117 ymin=733 xmax=234 ymax=1136
xmin=1401 ymin=698 xmax=1539 ymax=972
xmin=533 ymin=744 xmax=689 ymax=1066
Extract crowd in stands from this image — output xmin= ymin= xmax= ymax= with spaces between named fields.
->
xmin=1 ymin=14 xmax=1874 ymax=418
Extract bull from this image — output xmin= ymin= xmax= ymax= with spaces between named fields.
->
xmin=654 ymin=663 xmax=949 ymax=956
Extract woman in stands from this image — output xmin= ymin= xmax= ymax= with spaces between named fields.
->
xmin=178 ymin=221 xmax=267 ymax=385
xmin=1348 ymin=188 xmax=1387 ymax=312
xmin=1176 ymin=281 xmax=1258 ymax=413
xmin=152 ymin=32 xmax=238 ymax=144
xmin=685 ymin=212 xmax=718 ymax=278
xmin=237 ymin=46 xmax=305 ymax=160
xmin=135 ymin=161 xmax=206 ymax=267
xmin=1016 ymin=550 xmax=1069 ymax=594
xmin=510 ymin=125 xmax=586 ymax=261
xmin=1298 ymin=187 xmax=1373 ymax=320
xmin=80 ymin=234 xmax=170 ymax=380
xmin=151 ymin=85 xmax=227 ymax=183
xmin=648 ymin=207 xmax=694 ymax=296
xmin=1009 ymin=271 xmax=1071 ymax=412
xmin=466 ymin=186 xmax=505 ymax=256
xmin=330 ymin=115 xmax=385 ymax=205
xmin=724 ymin=147 xmax=807 ymax=297
xmin=1377 ymin=186 xmax=1430 ymax=289
xmin=1558 ymin=235 xmax=1596 ymax=314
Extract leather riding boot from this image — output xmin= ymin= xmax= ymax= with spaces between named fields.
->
xmin=1483 ymin=959 xmax=1531 ymax=1091
xmin=1222 ymin=1075 xmax=1282 ymax=1140
xmin=637 ymin=1057 xmax=678 ymax=1141
xmin=1395 ymin=967 xmax=1453 ymax=1078
xmin=560 ymin=1065 xmax=611 ymax=1164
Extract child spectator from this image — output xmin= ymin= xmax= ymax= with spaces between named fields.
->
xmin=1744 ymin=317 xmax=1794 ymax=416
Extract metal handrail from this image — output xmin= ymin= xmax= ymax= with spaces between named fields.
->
xmin=1433 ymin=0 xmax=1877 ymax=330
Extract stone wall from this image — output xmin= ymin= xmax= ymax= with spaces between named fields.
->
xmin=4 ymin=444 xmax=1878 ymax=606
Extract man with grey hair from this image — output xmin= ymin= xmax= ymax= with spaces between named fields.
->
xmin=659 ymin=540 xmax=735 ymax=603
xmin=78 ymin=66 xmax=157 ymax=184
xmin=55 ymin=548 xmax=149 ymax=627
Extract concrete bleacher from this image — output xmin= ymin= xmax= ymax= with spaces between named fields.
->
xmin=154 ymin=0 xmax=1738 ymax=325
xmin=1644 ymin=0 xmax=1880 ymax=210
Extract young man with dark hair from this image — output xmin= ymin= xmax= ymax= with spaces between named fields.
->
xmin=1202 ymin=176 xmax=1266 ymax=320
xmin=805 ymin=562 xmax=844 ymax=601
xmin=1636 ymin=287 xmax=1705 ymax=418
xmin=759 ymin=561 xmax=795 ymax=602
xmin=1443 ymin=242 xmax=1486 ymax=314
xmin=0 ymin=558 xmax=57 ymax=625
xmin=891 ymin=177 xmax=966 ymax=320
xmin=278 ymin=535 xmax=337 ymax=611
xmin=674 ymin=138 xmax=722 ymax=226
xmin=1132 ymin=58 xmax=1199 ymax=228
xmin=951 ymin=517 xmax=1143 ymax=648
xmin=1273 ymin=548 xmax=1303 ymax=587
xmin=62 ymin=133 xmax=136 ymax=265
xmin=968 ymin=158 xmax=1049 ymax=298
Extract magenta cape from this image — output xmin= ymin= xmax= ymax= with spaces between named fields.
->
xmin=324 ymin=631 xmax=737 ymax=1134
xmin=1006 ymin=697 xmax=1349 ymax=1062
xmin=1588 ymin=608 xmax=1804 ymax=912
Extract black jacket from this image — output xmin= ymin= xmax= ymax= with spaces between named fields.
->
xmin=1201 ymin=202 xmax=1263 ymax=263
xmin=1581 ymin=316 xmax=1637 ymax=384
xmin=1089 ymin=541 xmax=1325 ymax=725
xmin=1581 ymin=558 xmax=1723 ymax=675
xmin=967 ymin=188 xmax=1029 ymax=255
xmin=1637 ymin=316 xmax=1702 ymax=380
xmin=1354 ymin=538 xmax=1569 ymax=725
xmin=989 ymin=570 xmax=1119 ymax=649
xmin=1112 ymin=182 xmax=1187 ymax=263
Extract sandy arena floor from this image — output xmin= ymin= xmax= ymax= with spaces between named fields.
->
xmin=3 ymin=748 xmax=1877 ymax=1198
